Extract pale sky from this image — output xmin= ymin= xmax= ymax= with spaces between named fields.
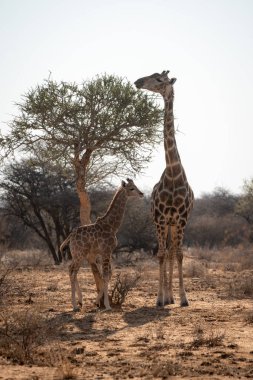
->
xmin=1 ymin=0 xmax=253 ymax=197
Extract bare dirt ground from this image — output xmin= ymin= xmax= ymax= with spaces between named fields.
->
xmin=0 ymin=254 xmax=253 ymax=379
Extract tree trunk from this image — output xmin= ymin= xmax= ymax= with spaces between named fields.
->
xmin=32 ymin=208 xmax=61 ymax=264
xmin=74 ymin=149 xmax=92 ymax=225
xmin=78 ymin=189 xmax=91 ymax=225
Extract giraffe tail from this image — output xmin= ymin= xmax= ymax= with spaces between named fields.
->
xmin=59 ymin=234 xmax=72 ymax=256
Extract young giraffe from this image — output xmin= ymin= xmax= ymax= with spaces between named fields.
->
xmin=135 ymin=71 xmax=194 ymax=307
xmin=60 ymin=178 xmax=143 ymax=311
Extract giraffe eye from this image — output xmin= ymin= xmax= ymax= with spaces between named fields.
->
xmin=156 ymin=78 xmax=162 ymax=82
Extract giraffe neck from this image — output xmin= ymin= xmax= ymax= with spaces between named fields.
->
xmin=163 ymin=91 xmax=181 ymax=167
xmin=99 ymin=187 xmax=127 ymax=232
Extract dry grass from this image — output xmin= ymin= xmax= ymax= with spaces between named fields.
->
xmin=1 ymin=249 xmax=53 ymax=268
xmin=184 ymin=260 xmax=207 ymax=278
xmin=226 ymin=272 xmax=253 ymax=299
xmin=0 ymin=307 xmax=57 ymax=364
xmin=47 ymin=282 xmax=59 ymax=292
xmin=53 ymin=352 xmax=78 ymax=380
xmin=0 ymin=261 xmax=23 ymax=305
xmin=0 ymin=264 xmax=14 ymax=304
xmin=245 ymin=310 xmax=253 ymax=324
xmin=152 ymin=360 xmax=180 ymax=378
xmin=0 ymin=247 xmax=253 ymax=379
xmin=111 ymin=270 xmax=141 ymax=306
xmin=189 ymin=325 xmax=225 ymax=349
xmin=190 ymin=245 xmax=253 ymax=270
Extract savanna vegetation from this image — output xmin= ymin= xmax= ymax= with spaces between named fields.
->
xmin=0 ymin=75 xmax=253 ymax=379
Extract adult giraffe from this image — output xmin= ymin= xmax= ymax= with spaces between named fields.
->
xmin=135 ymin=71 xmax=194 ymax=307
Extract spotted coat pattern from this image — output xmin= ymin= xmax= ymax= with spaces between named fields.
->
xmin=60 ymin=179 xmax=143 ymax=311
xmin=135 ymin=71 xmax=194 ymax=307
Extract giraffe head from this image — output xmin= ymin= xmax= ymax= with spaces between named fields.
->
xmin=121 ymin=178 xmax=144 ymax=198
xmin=134 ymin=71 xmax=176 ymax=97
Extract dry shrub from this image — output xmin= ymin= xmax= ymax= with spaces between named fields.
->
xmin=0 ymin=262 xmax=22 ymax=305
xmin=2 ymin=249 xmax=53 ymax=268
xmin=226 ymin=272 xmax=253 ymax=299
xmin=47 ymin=282 xmax=59 ymax=292
xmin=0 ymin=264 xmax=13 ymax=304
xmin=188 ymin=246 xmax=215 ymax=262
xmin=152 ymin=360 xmax=180 ymax=377
xmin=111 ymin=271 xmax=141 ymax=306
xmin=184 ymin=260 xmax=207 ymax=278
xmin=190 ymin=325 xmax=225 ymax=349
xmin=245 ymin=310 xmax=253 ymax=324
xmin=189 ymin=245 xmax=253 ymax=272
xmin=0 ymin=307 xmax=57 ymax=364
xmin=218 ymin=245 xmax=253 ymax=271
xmin=47 ymin=345 xmax=78 ymax=380
xmin=223 ymin=262 xmax=240 ymax=272
xmin=54 ymin=360 xmax=77 ymax=380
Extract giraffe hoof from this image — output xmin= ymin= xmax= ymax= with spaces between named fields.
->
xmin=164 ymin=298 xmax=174 ymax=305
xmin=73 ymin=306 xmax=81 ymax=312
xmin=100 ymin=306 xmax=112 ymax=313
xmin=180 ymin=300 xmax=189 ymax=307
xmin=156 ymin=300 xmax=164 ymax=308
xmin=78 ymin=302 xmax=83 ymax=308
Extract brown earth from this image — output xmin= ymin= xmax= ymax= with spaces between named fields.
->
xmin=0 ymin=255 xmax=253 ymax=379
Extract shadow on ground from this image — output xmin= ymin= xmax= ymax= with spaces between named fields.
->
xmin=46 ymin=305 xmax=171 ymax=343
xmin=123 ymin=306 xmax=171 ymax=327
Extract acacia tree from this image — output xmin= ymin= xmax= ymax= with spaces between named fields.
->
xmin=0 ymin=159 xmax=79 ymax=263
xmin=2 ymin=74 xmax=162 ymax=224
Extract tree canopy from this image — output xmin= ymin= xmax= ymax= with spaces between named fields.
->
xmin=2 ymin=74 xmax=162 ymax=224
xmin=0 ymin=159 xmax=79 ymax=263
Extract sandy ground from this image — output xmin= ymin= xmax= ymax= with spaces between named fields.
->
xmin=0 ymin=256 xmax=252 ymax=379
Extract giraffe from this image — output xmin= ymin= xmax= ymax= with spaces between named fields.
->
xmin=134 ymin=71 xmax=194 ymax=307
xmin=60 ymin=178 xmax=143 ymax=311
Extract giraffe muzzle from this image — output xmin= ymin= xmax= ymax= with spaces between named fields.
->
xmin=134 ymin=79 xmax=144 ymax=89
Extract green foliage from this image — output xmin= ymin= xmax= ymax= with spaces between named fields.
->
xmin=2 ymin=74 xmax=162 ymax=185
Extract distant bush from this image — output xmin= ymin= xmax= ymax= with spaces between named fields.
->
xmin=185 ymin=188 xmax=249 ymax=248
xmin=1 ymin=184 xmax=253 ymax=252
xmin=0 ymin=307 xmax=56 ymax=364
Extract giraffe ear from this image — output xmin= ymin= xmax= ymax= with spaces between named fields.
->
xmin=121 ymin=180 xmax=126 ymax=187
xmin=170 ymin=78 xmax=177 ymax=85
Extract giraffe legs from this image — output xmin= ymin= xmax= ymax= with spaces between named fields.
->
xmin=176 ymin=246 xmax=189 ymax=307
xmin=174 ymin=225 xmax=189 ymax=307
xmin=156 ymin=224 xmax=189 ymax=307
xmin=100 ymin=254 xmax=112 ymax=310
xmin=164 ymin=243 xmax=175 ymax=305
xmin=156 ymin=224 xmax=168 ymax=307
xmin=90 ymin=262 xmax=105 ymax=307
xmin=157 ymin=255 xmax=165 ymax=306
xmin=69 ymin=253 xmax=112 ymax=312
xmin=157 ymin=239 xmax=175 ymax=306
xmin=69 ymin=261 xmax=82 ymax=311
xmin=91 ymin=253 xmax=112 ymax=310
